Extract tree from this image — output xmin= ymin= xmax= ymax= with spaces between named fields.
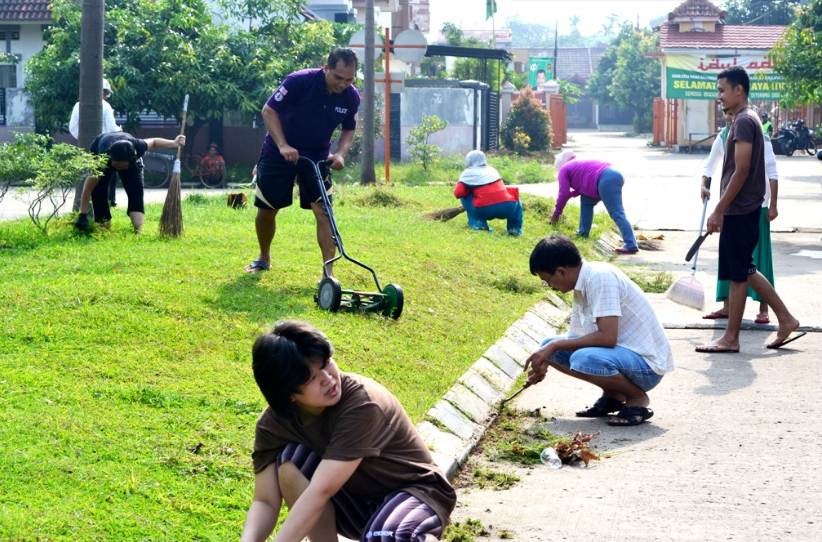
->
xmin=723 ymin=0 xmax=802 ymax=25
xmin=75 ymin=0 xmax=104 ymax=210
xmin=26 ymin=0 xmax=350 ymax=143
xmin=501 ymin=87 xmax=551 ymax=152
xmin=609 ymin=28 xmax=660 ymax=133
xmin=586 ymin=24 xmax=633 ymax=103
xmin=407 ymin=115 xmax=447 ymax=171
xmin=771 ymin=0 xmax=822 ymax=105
xmin=361 ymin=0 xmax=376 ymax=184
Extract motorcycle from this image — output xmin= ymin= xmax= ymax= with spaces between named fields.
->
xmin=792 ymin=119 xmax=817 ymax=156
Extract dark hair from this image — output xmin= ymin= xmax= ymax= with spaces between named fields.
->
xmin=717 ymin=66 xmax=750 ymax=97
xmin=529 ymin=235 xmax=582 ymax=275
xmin=327 ymin=48 xmax=358 ymax=70
xmin=537 ymin=69 xmax=546 ymax=75
xmin=108 ymin=140 xmax=136 ymax=162
xmin=252 ymin=320 xmax=334 ymax=416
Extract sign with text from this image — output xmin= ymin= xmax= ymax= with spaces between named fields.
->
xmin=665 ymin=54 xmax=785 ymax=100
xmin=528 ymin=57 xmax=554 ymax=90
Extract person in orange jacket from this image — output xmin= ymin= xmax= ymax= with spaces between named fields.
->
xmin=453 ymin=150 xmax=523 ymax=236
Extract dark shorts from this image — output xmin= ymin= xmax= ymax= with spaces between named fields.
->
xmin=718 ymin=208 xmax=760 ymax=282
xmin=254 ymin=156 xmax=331 ymax=210
xmin=91 ymin=160 xmax=144 ymax=222
xmin=277 ymin=443 xmax=444 ymax=542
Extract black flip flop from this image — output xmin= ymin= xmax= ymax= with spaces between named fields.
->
xmin=766 ymin=331 xmax=807 ymax=349
xmin=607 ymin=406 xmax=654 ymax=427
xmin=576 ymin=396 xmax=625 ymax=418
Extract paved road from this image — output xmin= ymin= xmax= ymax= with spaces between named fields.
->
xmin=519 ymin=130 xmax=822 ymax=232
xmin=455 ymin=131 xmax=822 ymax=541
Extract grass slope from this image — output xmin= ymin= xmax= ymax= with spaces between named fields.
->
xmin=0 ymin=185 xmax=607 ymax=540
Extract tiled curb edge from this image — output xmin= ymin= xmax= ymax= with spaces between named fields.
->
xmin=417 ymin=294 xmax=570 ymax=479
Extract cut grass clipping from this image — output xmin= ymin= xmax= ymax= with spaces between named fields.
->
xmin=471 ymin=466 xmax=520 ymax=490
xmin=482 ymin=408 xmax=600 ymax=467
xmin=625 ymin=268 xmax=674 ymax=294
xmin=443 ymin=518 xmax=512 ymax=542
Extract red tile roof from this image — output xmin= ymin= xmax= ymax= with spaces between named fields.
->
xmin=658 ymin=23 xmax=787 ymax=50
xmin=0 ymin=0 xmax=52 ymax=21
xmin=668 ymin=0 xmax=726 ymax=21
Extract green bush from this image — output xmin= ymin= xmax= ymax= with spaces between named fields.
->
xmin=501 ymin=86 xmax=551 ymax=153
xmin=0 ymin=132 xmax=107 ymax=233
xmin=407 ymin=115 xmax=448 ymax=171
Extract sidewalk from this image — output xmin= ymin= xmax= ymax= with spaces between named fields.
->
xmin=451 ymin=229 xmax=822 ymax=541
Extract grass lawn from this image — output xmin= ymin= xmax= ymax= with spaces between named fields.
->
xmin=0 ymin=184 xmax=609 ymax=540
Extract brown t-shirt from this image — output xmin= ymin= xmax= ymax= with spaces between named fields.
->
xmin=720 ymin=107 xmax=766 ymax=215
xmin=252 ymin=372 xmax=456 ymax=526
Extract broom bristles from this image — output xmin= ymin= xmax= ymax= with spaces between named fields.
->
xmin=425 ymin=206 xmax=465 ymax=221
xmin=159 ymin=173 xmax=183 ymax=237
xmin=666 ymin=275 xmax=705 ymax=310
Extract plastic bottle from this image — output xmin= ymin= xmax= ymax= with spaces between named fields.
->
xmin=540 ymin=447 xmax=562 ymax=469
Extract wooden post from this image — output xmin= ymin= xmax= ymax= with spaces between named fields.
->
xmin=384 ymin=27 xmax=391 ymax=184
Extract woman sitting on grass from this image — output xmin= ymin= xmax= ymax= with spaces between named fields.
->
xmin=453 ymin=150 xmax=523 ymax=236
xmin=241 ymin=320 xmax=455 ymax=542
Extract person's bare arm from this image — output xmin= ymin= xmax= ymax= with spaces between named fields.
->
xmin=707 ymin=140 xmax=751 ymax=232
xmin=240 ymin=464 xmax=283 ymax=542
xmin=273 ymin=458 xmax=362 ymax=542
xmin=262 ymin=104 xmax=298 ymax=162
xmin=145 ymin=135 xmax=185 ymax=151
xmin=328 ymin=129 xmax=355 ymax=170
xmin=768 ymin=178 xmax=778 ymax=221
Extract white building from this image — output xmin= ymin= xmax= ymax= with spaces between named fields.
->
xmin=0 ymin=0 xmax=50 ymax=139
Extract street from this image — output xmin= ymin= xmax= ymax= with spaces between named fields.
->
xmin=453 ymin=130 xmax=822 ymax=541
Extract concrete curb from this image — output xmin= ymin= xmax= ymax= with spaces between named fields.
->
xmin=417 ymin=297 xmax=570 ymax=479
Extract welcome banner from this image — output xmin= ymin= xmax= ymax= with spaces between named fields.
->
xmin=666 ymin=54 xmax=785 ymax=100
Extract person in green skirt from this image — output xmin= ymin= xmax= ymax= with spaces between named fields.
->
xmin=700 ymin=110 xmax=779 ymax=324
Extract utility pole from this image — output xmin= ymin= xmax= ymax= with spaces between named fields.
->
xmin=73 ymin=0 xmax=104 ymax=211
xmin=360 ymin=0 xmax=376 ymax=184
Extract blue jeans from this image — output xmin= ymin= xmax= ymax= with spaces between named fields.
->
xmin=460 ymin=196 xmax=523 ymax=236
xmin=577 ymin=168 xmax=637 ymax=250
xmin=540 ymin=336 xmax=662 ymax=392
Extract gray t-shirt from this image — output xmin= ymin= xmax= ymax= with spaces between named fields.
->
xmin=720 ymin=107 xmax=766 ymax=215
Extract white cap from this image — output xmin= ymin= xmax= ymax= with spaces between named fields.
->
xmin=554 ymin=150 xmax=576 ymax=170
xmin=102 ymin=78 xmax=112 ymax=93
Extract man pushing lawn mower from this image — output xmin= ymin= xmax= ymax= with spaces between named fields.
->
xmin=245 ymin=48 xmax=360 ymax=277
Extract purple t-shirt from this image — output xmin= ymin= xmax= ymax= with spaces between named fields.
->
xmin=260 ymin=68 xmax=360 ymax=162
xmin=552 ymin=159 xmax=611 ymax=222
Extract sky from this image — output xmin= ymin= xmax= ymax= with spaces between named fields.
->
xmin=427 ymin=0 xmax=698 ymax=40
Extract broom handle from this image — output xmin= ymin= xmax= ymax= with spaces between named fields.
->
xmin=176 ymin=94 xmax=189 ymax=162
xmin=692 ymin=177 xmax=711 ymax=273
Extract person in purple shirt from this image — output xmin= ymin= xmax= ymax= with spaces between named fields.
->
xmin=245 ymin=48 xmax=361 ymax=274
xmin=550 ymin=151 xmax=638 ymax=255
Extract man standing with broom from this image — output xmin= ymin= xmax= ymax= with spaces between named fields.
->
xmin=244 ymin=48 xmax=359 ymax=275
xmin=696 ymin=66 xmax=803 ymax=353
xmin=74 ymin=132 xmax=185 ymax=233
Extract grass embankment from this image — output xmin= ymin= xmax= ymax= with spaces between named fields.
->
xmin=0 ymin=184 xmax=606 ymax=540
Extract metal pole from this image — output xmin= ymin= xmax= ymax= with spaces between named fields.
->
xmin=384 ymin=27 xmax=391 ymax=184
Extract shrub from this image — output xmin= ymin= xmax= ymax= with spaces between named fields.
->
xmin=0 ymin=132 xmax=107 ymax=233
xmin=407 ymin=115 xmax=448 ymax=171
xmin=501 ymin=86 xmax=551 ymax=153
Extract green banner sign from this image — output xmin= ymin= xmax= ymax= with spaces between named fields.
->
xmin=665 ymin=54 xmax=785 ymax=100
xmin=528 ymin=57 xmax=554 ymax=90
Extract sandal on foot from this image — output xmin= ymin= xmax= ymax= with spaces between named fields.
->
xmin=576 ymin=396 xmax=625 ymax=417
xmin=695 ymin=344 xmax=739 ymax=353
xmin=608 ymin=406 xmax=654 ymax=426
xmin=755 ymin=315 xmax=770 ymax=324
xmin=766 ymin=331 xmax=807 ymax=349
xmin=244 ymin=259 xmax=270 ymax=273
xmin=702 ymin=310 xmax=728 ymax=320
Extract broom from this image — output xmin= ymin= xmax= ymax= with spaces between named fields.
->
xmin=666 ymin=178 xmax=711 ymax=310
xmin=424 ymin=205 xmax=465 ymax=221
xmin=159 ymin=94 xmax=189 ymax=237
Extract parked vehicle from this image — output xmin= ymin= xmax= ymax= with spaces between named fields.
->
xmin=773 ymin=119 xmax=817 ymax=156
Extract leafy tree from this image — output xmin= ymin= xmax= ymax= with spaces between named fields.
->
xmin=586 ymin=24 xmax=634 ymax=103
xmin=771 ymin=0 xmax=822 ymax=105
xmin=609 ymin=28 xmax=660 ymax=132
xmin=407 ymin=115 xmax=447 ymax=171
xmin=723 ymin=0 xmax=802 ymax=25
xmin=557 ymin=80 xmax=582 ymax=105
xmin=501 ymin=87 xmax=551 ymax=152
xmin=26 ymin=0 xmax=350 ymax=144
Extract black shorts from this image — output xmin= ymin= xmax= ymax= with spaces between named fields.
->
xmin=91 ymin=160 xmax=144 ymax=222
xmin=254 ymin=156 xmax=331 ymax=210
xmin=718 ymin=208 xmax=760 ymax=282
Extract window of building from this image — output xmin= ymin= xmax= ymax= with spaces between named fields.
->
xmin=0 ymin=65 xmax=16 ymax=88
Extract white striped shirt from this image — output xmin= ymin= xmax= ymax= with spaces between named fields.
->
xmin=569 ymin=261 xmax=674 ymax=375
